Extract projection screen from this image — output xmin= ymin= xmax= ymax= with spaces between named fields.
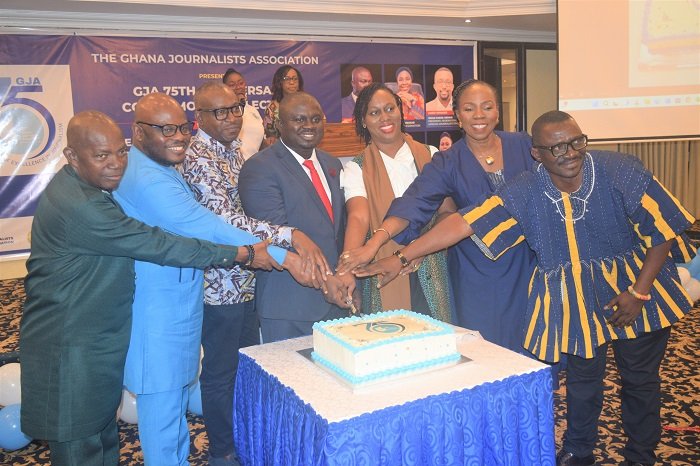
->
xmin=558 ymin=0 xmax=700 ymax=141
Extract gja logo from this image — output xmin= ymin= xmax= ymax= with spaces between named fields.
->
xmin=0 ymin=76 xmax=57 ymax=159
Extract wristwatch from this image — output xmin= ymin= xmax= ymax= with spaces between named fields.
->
xmin=393 ymin=249 xmax=410 ymax=268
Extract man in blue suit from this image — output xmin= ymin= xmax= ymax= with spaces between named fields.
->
xmin=114 ymin=93 xmax=310 ymax=465
xmin=341 ymin=66 xmax=373 ymax=123
xmin=240 ymin=92 xmax=355 ymax=342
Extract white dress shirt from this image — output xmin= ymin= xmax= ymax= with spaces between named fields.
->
xmin=426 ymin=97 xmax=454 ymax=113
xmin=239 ymin=102 xmax=265 ymax=160
xmin=282 ymin=141 xmax=333 ymax=203
xmin=340 ymin=142 xmax=437 ymax=201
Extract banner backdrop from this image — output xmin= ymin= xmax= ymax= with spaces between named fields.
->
xmin=0 ymin=34 xmax=474 ymax=257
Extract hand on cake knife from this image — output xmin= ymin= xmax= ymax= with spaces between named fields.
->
xmin=347 ymin=289 xmax=363 ymax=316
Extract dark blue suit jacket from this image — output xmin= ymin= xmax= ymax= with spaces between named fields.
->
xmin=239 ymin=141 xmax=346 ymax=325
xmin=341 ymin=94 xmax=355 ymax=121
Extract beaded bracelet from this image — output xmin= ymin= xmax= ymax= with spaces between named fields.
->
xmin=244 ymin=244 xmax=255 ymax=267
xmin=627 ymin=285 xmax=651 ymax=301
xmin=393 ymin=250 xmax=410 ymax=268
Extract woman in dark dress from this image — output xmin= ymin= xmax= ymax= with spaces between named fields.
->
xmin=338 ymin=79 xmax=536 ymax=354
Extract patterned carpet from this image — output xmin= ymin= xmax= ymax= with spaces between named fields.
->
xmin=1 ymin=279 xmax=698 ymax=465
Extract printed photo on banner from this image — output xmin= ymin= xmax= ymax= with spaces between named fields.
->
xmin=425 ymin=64 xmax=460 ymax=128
xmin=427 ymin=129 xmax=460 ymax=152
xmin=339 ymin=64 xmax=381 ymax=123
xmin=384 ymin=64 xmax=425 ymax=127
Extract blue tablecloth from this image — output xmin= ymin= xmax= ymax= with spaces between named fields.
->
xmin=234 ymin=335 xmax=555 ymax=466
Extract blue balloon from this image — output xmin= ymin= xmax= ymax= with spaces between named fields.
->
xmin=0 ymin=404 xmax=32 ymax=451
xmin=188 ymin=381 xmax=202 ymax=416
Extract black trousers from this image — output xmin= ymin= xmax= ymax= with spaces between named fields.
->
xmin=562 ymin=327 xmax=671 ymax=464
xmin=200 ymin=300 xmax=259 ymax=459
xmin=260 ymin=305 xmax=346 ymax=343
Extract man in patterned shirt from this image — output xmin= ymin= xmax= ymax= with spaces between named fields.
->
xmin=179 ymin=81 xmax=334 ymax=466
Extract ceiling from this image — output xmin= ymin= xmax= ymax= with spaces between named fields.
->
xmin=0 ymin=0 xmax=557 ymax=43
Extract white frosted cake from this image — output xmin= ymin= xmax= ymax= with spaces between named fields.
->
xmin=311 ymin=310 xmax=460 ymax=385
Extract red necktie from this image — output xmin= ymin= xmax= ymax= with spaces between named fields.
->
xmin=302 ymin=159 xmax=334 ymax=222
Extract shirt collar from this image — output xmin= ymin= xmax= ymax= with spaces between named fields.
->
xmin=130 ymin=145 xmax=171 ymax=171
xmin=378 ymin=141 xmax=412 ymax=161
xmin=281 ymin=139 xmax=318 ymax=166
xmin=195 ymin=128 xmax=242 ymax=156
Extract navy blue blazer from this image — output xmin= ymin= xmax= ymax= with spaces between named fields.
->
xmin=341 ymin=94 xmax=355 ymax=121
xmin=239 ymin=141 xmax=346 ymax=324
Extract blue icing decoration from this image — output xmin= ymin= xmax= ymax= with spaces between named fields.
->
xmin=367 ymin=322 xmax=405 ymax=333
xmin=313 ymin=310 xmax=454 ymax=355
xmin=311 ymin=351 xmax=461 ymax=385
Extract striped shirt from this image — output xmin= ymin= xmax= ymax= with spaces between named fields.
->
xmin=461 ymin=151 xmax=695 ymax=362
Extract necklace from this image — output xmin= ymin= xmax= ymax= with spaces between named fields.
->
xmin=473 ymin=152 xmax=495 ymax=165
xmin=469 ymin=138 xmax=500 ymax=166
xmin=479 ymin=155 xmax=495 ymax=165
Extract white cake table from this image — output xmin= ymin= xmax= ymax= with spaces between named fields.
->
xmin=233 ymin=329 xmax=555 ymax=465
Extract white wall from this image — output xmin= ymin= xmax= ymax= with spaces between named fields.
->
xmin=525 ymin=49 xmax=557 ymax=132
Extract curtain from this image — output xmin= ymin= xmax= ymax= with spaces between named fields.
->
xmin=618 ymin=140 xmax=700 ymax=219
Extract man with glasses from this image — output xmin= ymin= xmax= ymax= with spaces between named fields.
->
xmin=356 ymin=110 xmax=695 ymax=466
xmin=223 ymin=68 xmax=266 ymax=159
xmin=20 ymin=111 xmax=261 ymax=466
xmin=179 ymin=82 xmax=329 ymax=466
xmin=113 ymin=92 xmax=309 ymax=466
xmin=341 ymin=65 xmax=373 ymax=122
xmin=426 ymin=67 xmax=455 ymax=115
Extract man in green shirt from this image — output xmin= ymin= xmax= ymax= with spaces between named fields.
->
xmin=20 ymin=111 xmax=265 ymax=466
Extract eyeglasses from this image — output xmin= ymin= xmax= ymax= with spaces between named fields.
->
xmin=197 ymin=105 xmax=245 ymax=120
xmin=533 ymin=134 xmax=588 ymax=158
xmin=282 ymin=75 xmax=299 ymax=82
xmin=226 ymin=79 xmax=246 ymax=88
xmin=136 ymin=121 xmax=194 ymax=137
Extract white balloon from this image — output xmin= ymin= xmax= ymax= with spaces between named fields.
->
xmin=0 ymin=363 xmax=21 ymax=407
xmin=678 ymin=266 xmax=691 ymax=286
xmin=196 ymin=345 xmax=204 ymax=380
xmin=188 ymin=381 xmax=203 ymax=416
xmin=685 ymin=278 xmax=700 ymax=302
xmin=118 ymin=388 xmax=138 ymax=424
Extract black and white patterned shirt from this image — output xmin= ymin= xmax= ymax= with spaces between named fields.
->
xmin=179 ymin=130 xmax=293 ymax=304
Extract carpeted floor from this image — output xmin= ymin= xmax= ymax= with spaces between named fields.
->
xmin=1 ymin=278 xmax=698 ymax=465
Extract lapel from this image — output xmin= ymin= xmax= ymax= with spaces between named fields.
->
xmin=275 ymin=144 xmax=335 ymax=227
